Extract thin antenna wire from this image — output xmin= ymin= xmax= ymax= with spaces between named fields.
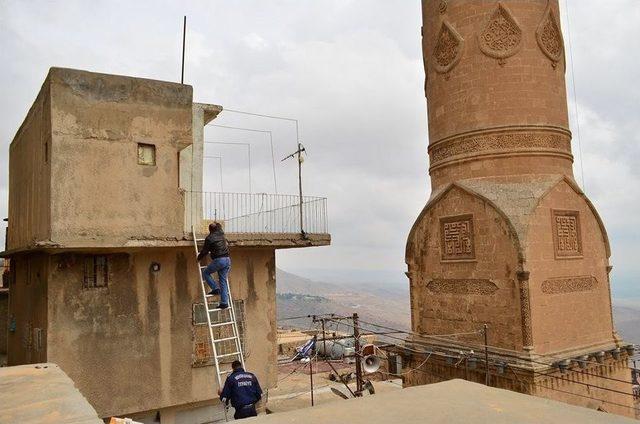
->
xmin=209 ymin=124 xmax=279 ymax=193
xmin=203 ymin=155 xmax=224 ymax=192
xmin=204 ymin=141 xmax=252 ymax=193
xmin=181 ymin=16 xmax=186 ymax=84
xmin=563 ymin=0 xmax=586 ymax=192
xmin=222 ymin=109 xmax=300 ymax=149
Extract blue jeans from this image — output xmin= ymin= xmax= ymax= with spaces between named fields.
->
xmin=202 ymin=257 xmax=231 ymax=305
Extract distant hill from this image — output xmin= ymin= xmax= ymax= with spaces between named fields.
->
xmin=276 ymin=268 xmax=640 ymax=347
xmin=613 ymin=299 xmax=640 ymax=345
xmin=276 ymin=268 xmax=411 ymax=331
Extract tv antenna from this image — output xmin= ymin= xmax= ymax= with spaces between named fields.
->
xmin=282 ymin=142 xmax=306 ymax=236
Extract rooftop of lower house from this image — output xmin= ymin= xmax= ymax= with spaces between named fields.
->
xmin=1 ymin=67 xmax=330 ymax=257
xmin=253 ymin=379 xmax=637 ymax=424
xmin=0 ymin=363 xmax=103 ymax=424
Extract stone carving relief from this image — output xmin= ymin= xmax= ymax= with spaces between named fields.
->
xmin=428 ymin=128 xmax=572 ymax=169
xmin=426 ymin=279 xmax=499 ymax=295
xmin=433 ymin=20 xmax=464 ymax=77
xmin=478 ymin=2 xmax=522 ymax=65
xmin=541 ymin=276 xmax=597 ymax=294
xmin=536 ymin=4 xmax=564 ymax=68
xmin=439 ymin=0 xmax=447 ymax=15
xmin=517 ymin=271 xmax=534 ymax=350
xmin=552 ymin=210 xmax=582 ymax=258
xmin=440 ymin=214 xmax=475 ymax=260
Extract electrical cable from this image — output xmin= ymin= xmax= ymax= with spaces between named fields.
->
xmin=322 ymin=317 xmax=638 ymax=399
xmin=563 ymin=0 xmax=586 ymax=192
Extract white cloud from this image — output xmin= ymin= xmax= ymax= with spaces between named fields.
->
xmin=0 ymin=0 xmax=638 ymax=297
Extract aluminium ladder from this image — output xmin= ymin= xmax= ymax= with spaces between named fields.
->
xmin=192 ymin=227 xmax=246 ymax=390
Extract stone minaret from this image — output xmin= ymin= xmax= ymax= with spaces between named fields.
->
xmin=405 ymin=0 xmax=634 ymax=416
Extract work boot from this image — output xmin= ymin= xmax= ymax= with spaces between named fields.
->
xmin=207 ymin=289 xmax=221 ymax=296
xmin=217 ymin=303 xmax=229 ymax=310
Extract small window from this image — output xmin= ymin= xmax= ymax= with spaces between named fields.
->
xmin=137 ymin=143 xmax=156 ymax=166
xmin=83 ymin=255 xmax=109 ymax=288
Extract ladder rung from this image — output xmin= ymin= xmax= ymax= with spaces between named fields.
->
xmin=217 ymin=352 xmax=241 ymax=359
xmin=214 ymin=336 xmax=239 ymax=343
xmin=219 ymin=369 xmax=233 ymax=375
xmin=210 ymin=321 xmax=234 ymax=328
xmin=207 ymin=307 xmax=229 ymax=313
xmin=199 ymin=265 xmax=207 ymax=269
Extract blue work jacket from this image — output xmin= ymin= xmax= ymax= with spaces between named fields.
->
xmin=220 ymin=368 xmax=262 ymax=409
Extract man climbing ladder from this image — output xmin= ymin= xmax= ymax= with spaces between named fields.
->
xmin=197 ymin=222 xmax=231 ymax=309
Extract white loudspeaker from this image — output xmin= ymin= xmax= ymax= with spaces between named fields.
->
xmin=362 ymin=355 xmax=381 ymax=374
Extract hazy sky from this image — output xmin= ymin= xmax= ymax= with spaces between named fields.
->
xmin=1 ymin=1 xmax=638 ymax=297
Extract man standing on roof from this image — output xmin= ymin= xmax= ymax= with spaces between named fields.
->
xmin=197 ymin=222 xmax=231 ymax=309
xmin=218 ymin=360 xmax=263 ymax=419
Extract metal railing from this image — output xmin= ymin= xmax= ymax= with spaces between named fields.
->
xmin=185 ymin=191 xmax=328 ymax=234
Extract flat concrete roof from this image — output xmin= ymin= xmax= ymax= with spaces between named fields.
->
xmin=256 ymin=379 xmax=636 ymax=424
xmin=0 ymin=363 xmax=103 ymax=424
xmin=0 ymin=233 xmax=331 ymax=257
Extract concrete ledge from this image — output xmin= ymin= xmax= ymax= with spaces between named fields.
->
xmin=0 ymin=233 xmax=331 ymax=256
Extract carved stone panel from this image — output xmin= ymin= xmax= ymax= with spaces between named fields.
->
xmin=433 ymin=20 xmax=464 ymax=76
xmin=541 ymin=276 xmax=597 ymax=294
xmin=426 ymin=279 xmax=498 ymax=295
xmin=552 ymin=210 xmax=582 ymax=258
xmin=536 ymin=5 xmax=564 ymax=68
xmin=479 ymin=2 xmax=522 ymax=65
xmin=440 ymin=214 xmax=475 ymax=261
xmin=428 ymin=127 xmax=572 ymax=169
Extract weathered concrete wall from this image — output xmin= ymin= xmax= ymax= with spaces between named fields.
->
xmin=7 ymin=76 xmax=52 ymax=251
xmin=48 ymin=68 xmax=192 ymax=244
xmin=526 ymin=180 xmax=615 ymax=354
xmin=406 ymin=186 xmax=523 ymax=350
xmin=181 ymin=103 xmax=222 ymax=233
xmin=45 ymin=246 xmax=276 ymax=418
xmin=6 ymin=253 xmax=48 ymax=365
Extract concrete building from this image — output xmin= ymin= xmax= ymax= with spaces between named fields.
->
xmin=1 ymin=67 xmax=330 ymax=422
xmin=404 ymin=0 xmax=636 ymax=418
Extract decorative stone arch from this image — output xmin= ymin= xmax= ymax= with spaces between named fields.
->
xmin=405 ymin=182 xmax=524 ymax=267
xmin=529 ymin=176 xmax=611 ymax=257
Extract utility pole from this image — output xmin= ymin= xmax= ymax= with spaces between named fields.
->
xmin=483 ymin=324 xmax=490 ymax=386
xmin=353 ymin=313 xmax=363 ymax=396
xmin=282 ymin=143 xmax=306 ymax=236
xmin=310 ymin=334 xmax=316 ymax=406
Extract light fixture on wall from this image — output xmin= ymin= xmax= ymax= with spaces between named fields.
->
xmin=150 ymin=262 xmax=161 ymax=273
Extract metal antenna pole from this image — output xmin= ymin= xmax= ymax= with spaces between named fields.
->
xmin=297 ymin=142 xmax=304 ymax=234
xmin=484 ymin=324 xmax=489 ymax=386
xmin=353 ymin=313 xmax=363 ymax=396
xmin=181 ymin=16 xmax=186 ymax=84
xmin=281 ymin=143 xmax=306 ymax=236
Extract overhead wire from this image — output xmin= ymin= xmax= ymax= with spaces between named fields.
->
xmin=563 ymin=0 xmax=586 ymax=191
